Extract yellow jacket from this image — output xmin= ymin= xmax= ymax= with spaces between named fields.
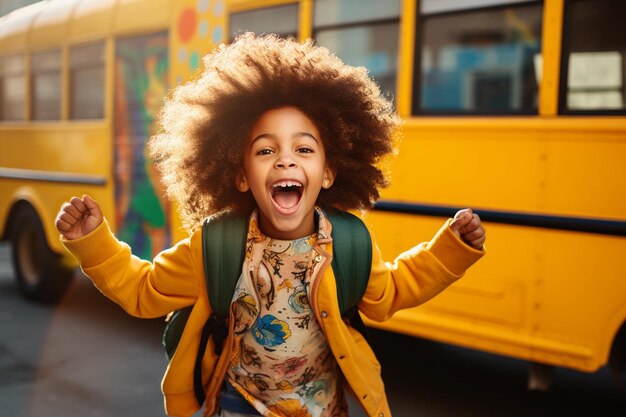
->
xmin=62 ymin=215 xmax=484 ymax=417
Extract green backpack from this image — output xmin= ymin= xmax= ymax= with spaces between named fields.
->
xmin=162 ymin=209 xmax=372 ymax=406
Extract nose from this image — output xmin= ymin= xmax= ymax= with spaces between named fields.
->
xmin=276 ymin=161 xmax=296 ymax=169
xmin=275 ymin=151 xmax=296 ymax=169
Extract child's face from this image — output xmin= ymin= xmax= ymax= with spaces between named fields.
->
xmin=237 ymin=106 xmax=335 ymax=240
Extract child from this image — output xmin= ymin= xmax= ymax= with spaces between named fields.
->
xmin=56 ymin=34 xmax=485 ymax=417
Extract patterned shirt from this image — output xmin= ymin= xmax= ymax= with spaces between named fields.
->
xmin=226 ymin=209 xmax=347 ymax=417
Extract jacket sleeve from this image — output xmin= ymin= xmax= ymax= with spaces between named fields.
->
xmin=61 ymin=220 xmax=204 ymax=318
xmin=358 ymin=218 xmax=485 ymax=322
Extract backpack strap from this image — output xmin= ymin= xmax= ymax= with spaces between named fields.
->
xmin=193 ymin=210 xmax=248 ymax=406
xmin=325 ymin=209 xmax=372 ymax=317
xmin=202 ymin=211 xmax=248 ymax=320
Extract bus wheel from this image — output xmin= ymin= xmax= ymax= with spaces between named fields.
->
xmin=10 ymin=205 xmax=74 ymax=303
xmin=527 ymin=362 xmax=554 ymax=391
xmin=609 ymin=324 xmax=626 ymax=390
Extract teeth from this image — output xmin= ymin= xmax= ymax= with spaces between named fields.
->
xmin=272 ymin=181 xmax=302 ymax=188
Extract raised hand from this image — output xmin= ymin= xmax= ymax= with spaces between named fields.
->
xmin=449 ymin=208 xmax=485 ymax=250
xmin=55 ymin=195 xmax=104 ymax=240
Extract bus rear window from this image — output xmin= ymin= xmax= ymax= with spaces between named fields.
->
xmin=561 ymin=0 xmax=626 ymax=114
xmin=0 ymin=54 xmax=25 ymax=121
xmin=414 ymin=1 xmax=543 ymax=115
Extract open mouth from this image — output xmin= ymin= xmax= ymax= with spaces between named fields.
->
xmin=271 ymin=181 xmax=303 ymax=212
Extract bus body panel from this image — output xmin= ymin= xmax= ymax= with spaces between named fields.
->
xmin=366 ymin=116 xmax=626 ymax=372
xmin=0 ymin=123 xmax=114 ymax=253
xmin=0 ymin=2 xmax=47 ymax=52
xmin=386 ymin=117 xmax=626 ymax=220
xmin=0 ymin=0 xmax=173 ymax=52
xmin=366 ymin=212 xmax=625 ymax=372
xmin=69 ymin=0 xmax=118 ymax=42
xmin=29 ymin=0 xmax=81 ymax=48
xmin=113 ymin=0 xmax=172 ymax=36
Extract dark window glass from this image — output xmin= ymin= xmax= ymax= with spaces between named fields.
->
xmin=415 ymin=2 xmax=543 ymax=115
xmin=314 ymin=0 xmax=400 ymax=26
xmin=0 ymin=54 xmax=25 ymax=121
xmin=561 ymin=0 xmax=626 ymax=114
xmin=31 ymin=49 xmax=61 ymax=120
xmin=314 ymin=0 xmax=401 ymax=102
xmin=316 ymin=23 xmax=399 ymax=99
xmin=230 ymin=3 xmax=298 ymax=40
xmin=70 ymin=42 xmax=105 ymax=119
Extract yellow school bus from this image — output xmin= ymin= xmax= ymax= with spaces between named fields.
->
xmin=0 ymin=0 xmax=229 ymax=301
xmin=1 ymin=0 xmax=624 ymax=388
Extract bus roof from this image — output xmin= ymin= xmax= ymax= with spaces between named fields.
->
xmin=0 ymin=0 xmax=172 ymax=52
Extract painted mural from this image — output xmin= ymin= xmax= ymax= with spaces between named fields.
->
xmin=171 ymin=0 xmax=226 ymax=85
xmin=114 ymin=33 xmax=170 ymax=260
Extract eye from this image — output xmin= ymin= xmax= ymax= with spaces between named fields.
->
xmin=296 ymin=146 xmax=314 ymax=154
xmin=255 ymin=148 xmax=273 ymax=156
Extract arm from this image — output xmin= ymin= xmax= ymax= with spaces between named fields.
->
xmin=359 ymin=209 xmax=485 ymax=322
xmin=56 ymin=195 xmax=203 ymax=318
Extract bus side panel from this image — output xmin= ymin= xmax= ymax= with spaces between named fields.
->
xmin=537 ymin=128 xmax=626 ymax=369
xmin=0 ymin=124 xmax=113 ymax=255
xmin=365 ymin=120 xmax=542 ymax=363
xmin=383 ymin=120 xmax=543 ymax=214
xmin=542 ymin=126 xmax=626 ymax=220
xmin=365 ymin=120 xmax=626 ymax=372
xmin=365 ymin=212 xmax=533 ymax=327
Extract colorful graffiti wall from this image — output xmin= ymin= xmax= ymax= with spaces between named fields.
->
xmin=114 ymin=33 xmax=170 ymax=260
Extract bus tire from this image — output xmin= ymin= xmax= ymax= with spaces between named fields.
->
xmin=10 ymin=204 xmax=73 ymax=303
xmin=609 ymin=324 xmax=626 ymax=391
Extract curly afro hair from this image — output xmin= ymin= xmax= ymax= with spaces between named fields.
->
xmin=150 ymin=33 xmax=401 ymax=230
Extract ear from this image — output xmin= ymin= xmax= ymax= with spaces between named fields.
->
xmin=236 ymin=171 xmax=249 ymax=192
xmin=322 ymin=166 xmax=336 ymax=189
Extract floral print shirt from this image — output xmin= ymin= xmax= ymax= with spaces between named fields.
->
xmin=226 ymin=209 xmax=347 ymax=417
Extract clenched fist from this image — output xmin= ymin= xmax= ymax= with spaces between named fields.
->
xmin=449 ymin=208 xmax=485 ymax=250
xmin=56 ymin=195 xmax=104 ymax=240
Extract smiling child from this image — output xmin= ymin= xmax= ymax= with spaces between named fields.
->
xmin=56 ymin=33 xmax=485 ymax=417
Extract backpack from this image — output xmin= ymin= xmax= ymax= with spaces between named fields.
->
xmin=162 ymin=208 xmax=372 ymax=406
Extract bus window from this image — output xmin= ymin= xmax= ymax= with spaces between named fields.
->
xmin=561 ymin=0 xmax=626 ymax=114
xmin=31 ymin=48 xmax=62 ymax=121
xmin=230 ymin=3 xmax=298 ymax=40
xmin=313 ymin=0 xmax=400 ymax=101
xmin=314 ymin=0 xmax=400 ymax=26
xmin=414 ymin=0 xmax=543 ymax=115
xmin=70 ymin=42 xmax=105 ymax=120
xmin=0 ymin=54 xmax=25 ymax=121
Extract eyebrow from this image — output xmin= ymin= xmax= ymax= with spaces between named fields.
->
xmin=251 ymin=131 xmax=319 ymax=144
